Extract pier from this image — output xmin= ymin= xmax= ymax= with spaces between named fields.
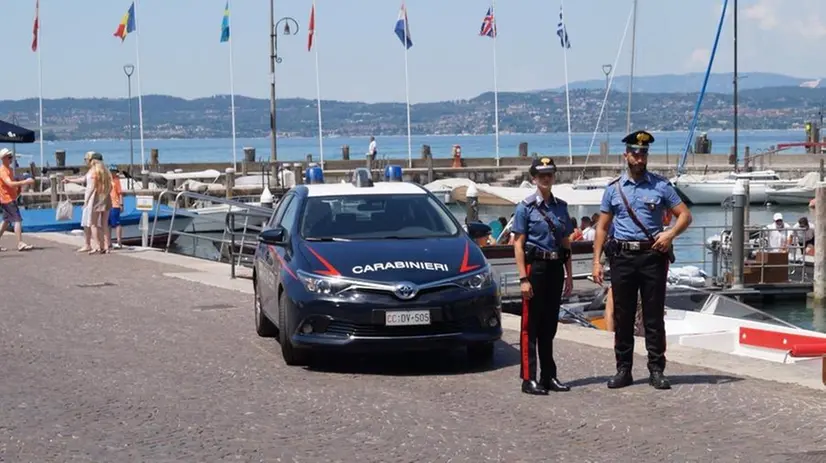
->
xmin=1 ymin=231 xmax=825 ymax=460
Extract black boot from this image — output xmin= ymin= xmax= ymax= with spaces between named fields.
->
xmin=607 ymin=368 xmax=633 ymax=389
xmin=649 ymin=371 xmax=671 ymax=390
xmin=521 ymin=380 xmax=549 ymax=395
xmin=541 ymin=377 xmax=571 ymax=392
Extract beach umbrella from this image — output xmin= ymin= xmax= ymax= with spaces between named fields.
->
xmin=0 ymin=119 xmax=35 ymax=143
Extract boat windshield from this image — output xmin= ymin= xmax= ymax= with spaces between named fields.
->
xmin=300 ymin=194 xmax=460 ymax=240
xmin=666 ymin=285 xmax=798 ymax=329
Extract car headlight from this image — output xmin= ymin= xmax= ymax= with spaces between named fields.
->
xmin=457 ymin=266 xmax=493 ymax=290
xmin=296 ymin=270 xmax=351 ymax=295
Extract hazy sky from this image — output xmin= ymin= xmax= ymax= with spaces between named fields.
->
xmin=1 ymin=0 xmax=824 ymax=103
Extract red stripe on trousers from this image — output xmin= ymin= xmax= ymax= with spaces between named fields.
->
xmin=520 ymin=264 xmax=531 ymax=381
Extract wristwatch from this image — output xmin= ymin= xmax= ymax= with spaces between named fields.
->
xmin=519 ymin=277 xmax=530 ymax=283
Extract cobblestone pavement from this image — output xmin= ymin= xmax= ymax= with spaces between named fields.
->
xmin=2 ymin=237 xmax=826 ymax=462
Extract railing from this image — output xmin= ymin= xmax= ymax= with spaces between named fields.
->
xmin=149 ymin=190 xmax=279 ymax=278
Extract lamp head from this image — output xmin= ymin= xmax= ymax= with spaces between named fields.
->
xmin=123 ymin=64 xmax=135 ymax=76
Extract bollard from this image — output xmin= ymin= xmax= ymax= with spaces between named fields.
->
xmin=465 ymin=184 xmax=479 ymax=224
xmin=165 ymin=174 xmax=175 ymax=205
xmin=150 ymin=148 xmax=159 ymax=168
xmin=518 ymin=142 xmax=528 ymax=158
xmin=812 ymin=186 xmax=826 ymax=305
xmin=225 ymin=167 xmax=235 ymax=199
xmin=731 ymin=180 xmax=746 ymax=289
xmin=55 ymin=149 xmax=66 ymax=168
xmin=141 ymin=170 xmax=149 ymax=190
xmin=728 ymin=145 xmax=736 ymax=165
xmin=743 ymin=146 xmax=750 ymax=171
xmin=49 ymin=174 xmax=58 ymax=208
xmin=426 ymin=150 xmax=434 ymax=184
xmin=341 ymin=145 xmax=350 ymax=161
xmin=305 ymin=154 xmax=313 ymax=164
xmin=242 ymin=147 xmax=255 ymax=176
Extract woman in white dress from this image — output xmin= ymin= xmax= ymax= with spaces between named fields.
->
xmin=63 ymin=151 xmax=99 ymax=252
xmin=86 ymin=159 xmax=113 ymax=254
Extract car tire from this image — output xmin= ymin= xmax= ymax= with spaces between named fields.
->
xmin=278 ymin=292 xmax=310 ymax=366
xmin=254 ymin=280 xmax=278 ymax=338
xmin=467 ymin=342 xmax=495 ymax=366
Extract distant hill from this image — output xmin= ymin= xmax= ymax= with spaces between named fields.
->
xmin=551 ymin=72 xmax=820 ymax=94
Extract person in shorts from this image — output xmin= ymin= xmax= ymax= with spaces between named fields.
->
xmin=108 ymin=164 xmax=124 ymax=249
xmin=0 ymin=149 xmax=35 ymax=251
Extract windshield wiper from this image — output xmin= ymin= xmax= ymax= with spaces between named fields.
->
xmin=305 ymin=236 xmax=351 ymax=242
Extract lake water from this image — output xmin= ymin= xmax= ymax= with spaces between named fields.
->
xmin=2 ymin=129 xmax=811 ymax=167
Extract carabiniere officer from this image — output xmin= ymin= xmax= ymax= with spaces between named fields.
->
xmin=512 ymin=156 xmax=574 ymax=396
xmin=592 ymin=130 xmax=692 ymax=390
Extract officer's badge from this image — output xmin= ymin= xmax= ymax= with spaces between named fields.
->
xmin=636 ymin=132 xmax=650 ymax=143
xmin=540 ymin=157 xmax=551 ymax=165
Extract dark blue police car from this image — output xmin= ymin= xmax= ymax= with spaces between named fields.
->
xmin=253 ymin=167 xmax=502 ymax=366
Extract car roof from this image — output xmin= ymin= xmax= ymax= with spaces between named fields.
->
xmin=304 ymin=182 xmax=427 ymax=198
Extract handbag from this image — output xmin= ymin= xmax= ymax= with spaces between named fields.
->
xmin=55 ymin=194 xmax=73 ymax=221
xmin=614 ymin=182 xmax=676 ymax=263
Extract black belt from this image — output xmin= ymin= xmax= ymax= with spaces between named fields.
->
xmin=532 ymin=249 xmax=561 ymax=261
xmin=617 ymin=240 xmax=654 ymax=251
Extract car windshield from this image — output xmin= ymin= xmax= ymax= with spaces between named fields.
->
xmin=300 ymin=194 xmax=460 ymax=240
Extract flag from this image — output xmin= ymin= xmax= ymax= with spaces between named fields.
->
xmin=394 ymin=4 xmax=413 ymax=49
xmin=31 ymin=0 xmax=40 ymax=52
xmin=220 ymin=1 xmax=230 ymax=43
xmin=114 ymin=2 xmax=136 ymax=42
xmin=556 ymin=6 xmax=570 ymax=49
xmin=307 ymin=3 xmax=315 ymax=51
xmin=479 ymin=7 xmax=496 ymax=38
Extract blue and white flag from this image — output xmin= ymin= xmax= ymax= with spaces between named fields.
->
xmin=394 ymin=3 xmax=413 ymax=49
xmin=556 ymin=6 xmax=570 ymax=49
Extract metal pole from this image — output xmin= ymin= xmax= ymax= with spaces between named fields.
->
xmin=733 ymin=0 xmax=739 ymax=173
xmin=731 ymin=180 xmax=746 ymax=289
xmin=124 ymin=64 xmax=135 ymax=190
xmin=602 ymin=64 xmax=612 ymax=144
xmin=269 ymin=0 xmax=277 ymax=180
xmin=625 ymin=0 xmax=637 ymax=134
xmin=813 ymin=186 xmax=826 ymax=305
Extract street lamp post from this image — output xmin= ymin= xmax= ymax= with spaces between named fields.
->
xmin=268 ymin=1 xmax=298 ymax=185
xmin=602 ymin=64 xmax=612 ymax=145
xmin=123 ymin=64 xmax=135 ymax=190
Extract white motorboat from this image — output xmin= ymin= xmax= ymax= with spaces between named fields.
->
xmin=562 ymin=285 xmax=826 ymax=368
xmin=423 ymin=178 xmax=478 ymax=204
xmin=672 ymin=170 xmax=807 ymax=205
xmin=571 ymin=176 xmax=614 ymax=191
xmin=765 ymin=173 xmax=823 ymax=205
xmin=450 ymin=180 xmax=604 ymax=208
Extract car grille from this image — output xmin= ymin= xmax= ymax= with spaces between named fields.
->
xmin=324 ymin=319 xmax=477 ymax=338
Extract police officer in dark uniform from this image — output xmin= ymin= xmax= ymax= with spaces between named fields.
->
xmin=512 ymin=157 xmax=574 ymax=395
xmin=591 ymin=130 xmax=692 ymax=390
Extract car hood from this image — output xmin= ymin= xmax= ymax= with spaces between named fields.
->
xmin=297 ymin=237 xmax=487 ymax=284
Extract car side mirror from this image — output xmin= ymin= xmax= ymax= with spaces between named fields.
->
xmin=466 ymin=221 xmax=492 ymax=240
xmin=258 ymin=226 xmax=286 ymax=246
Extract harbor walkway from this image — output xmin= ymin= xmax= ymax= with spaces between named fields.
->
xmin=2 ymin=234 xmax=826 ymax=462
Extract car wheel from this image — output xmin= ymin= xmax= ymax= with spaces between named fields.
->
xmin=278 ymin=292 xmax=310 ymax=366
xmin=467 ymin=342 xmax=495 ymax=366
xmin=254 ymin=280 xmax=278 ymax=338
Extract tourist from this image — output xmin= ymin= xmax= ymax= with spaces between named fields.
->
xmin=64 ymin=151 xmax=100 ymax=252
xmin=591 ymin=130 xmax=692 ymax=391
xmin=109 ymin=164 xmax=124 ymax=249
xmin=451 ymin=145 xmax=462 ymax=168
xmin=511 ymin=156 xmax=573 ymax=395
xmin=766 ymin=213 xmax=792 ymax=252
xmin=87 ymin=159 xmax=113 ymax=254
xmin=367 ymin=136 xmax=377 ymax=160
xmin=0 ymin=148 xmax=35 ymax=251
xmin=581 ymin=216 xmax=596 ymax=241
xmin=792 ymin=217 xmax=814 ymax=256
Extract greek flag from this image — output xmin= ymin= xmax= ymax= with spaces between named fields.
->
xmin=556 ymin=6 xmax=570 ymax=49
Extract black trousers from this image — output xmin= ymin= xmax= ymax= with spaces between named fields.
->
xmin=520 ymin=259 xmax=565 ymax=382
xmin=609 ymin=249 xmax=669 ymax=372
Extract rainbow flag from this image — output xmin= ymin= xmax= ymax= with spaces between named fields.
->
xmin=114 ymin=2 xmax=136 ymax=42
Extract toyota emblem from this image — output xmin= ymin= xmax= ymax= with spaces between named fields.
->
xmin=393 ymin=282 xmax=418 ymax=300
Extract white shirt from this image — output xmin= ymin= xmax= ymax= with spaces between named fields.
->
xmin=368 ymin=140 xmax=377 ymax=155
xmin=766 ymin=222 xmax=793 ymax=250
xmin=791 ymin=224 xmax=814 ymax=246
xmin=581 ymin=226 xmax=596 ymax=241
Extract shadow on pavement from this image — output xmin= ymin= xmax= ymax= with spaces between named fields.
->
xmin=305 ymin=340 xmax=520 ymax=376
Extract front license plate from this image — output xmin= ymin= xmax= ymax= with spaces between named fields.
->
xmin=385 ymin=310 xmax=431 ymax=326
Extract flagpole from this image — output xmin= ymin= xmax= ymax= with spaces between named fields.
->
xmin=492 ymin=1 xmax=500 ymax=166
xmin=36 ymin=1 xmax=44 ymax=190
xmin=313 ymin=2 xmax=324 ymax=167
xmin=403 ymin=7 xmax=412 ymax=168
xmin=228 ymin=0 xmax=237 ymax=171
xmin=133 ymin=0 xmax=146 ymax=169
xmin=561 ymin=3 xmax=573 ymax=165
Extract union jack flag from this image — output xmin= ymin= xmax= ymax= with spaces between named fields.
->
xmin=479 ymin=7 xmax=496 ymax=38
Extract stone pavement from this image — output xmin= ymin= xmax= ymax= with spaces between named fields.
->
xmin=1 ymin=235 xmax=826 ymax=462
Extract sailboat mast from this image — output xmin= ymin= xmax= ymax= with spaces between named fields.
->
xmin=733 ymin=0 xmax=739 ymax=172
xmin=625 ymin=0 xmax=637 ymax=133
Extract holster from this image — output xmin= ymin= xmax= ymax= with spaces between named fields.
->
xmin=665 ymin=245 xmax=676 ymax=264
xmin=603 ymin=239 xmax=619 ymax=258
xmin=560 ymin=248 xmax=571 ymax=263
xmin=524 ymin=246 xmax=537 ymax=265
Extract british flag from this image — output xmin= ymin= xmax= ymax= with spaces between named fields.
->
xmin=479 ymin=7 xmax=496 ymax=38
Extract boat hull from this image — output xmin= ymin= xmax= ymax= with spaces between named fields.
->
xmin=765 ymin=188 xmax=816 ymax=205
xmin=674 ymin=180 xmax=798 ymax=205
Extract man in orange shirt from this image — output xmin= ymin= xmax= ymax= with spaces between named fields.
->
xmin=0 ymin=149 xmax=35 ymax=251
xmin=108 ymin=164 xmax=124 ymax=249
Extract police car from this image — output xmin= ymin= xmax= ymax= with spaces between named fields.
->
xmin=253 ymin=167 xmax=502 ymax=366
